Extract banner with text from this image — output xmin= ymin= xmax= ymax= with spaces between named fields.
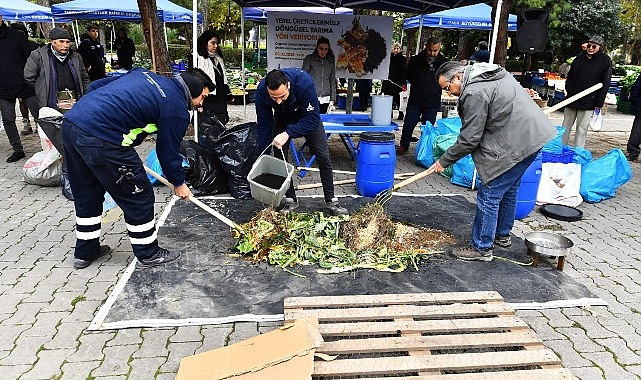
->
xmin=267 ymin=12 xmax=393 ymax=79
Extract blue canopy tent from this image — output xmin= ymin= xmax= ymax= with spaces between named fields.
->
xmin=403 ymin=3 xmax=516 ymax=31
xmin=51 ymin=0 xmax=202 ymax=23
xmin=243 ymin=6 xmax=352 ymax=22
xmin=0 ymin=0 xmax=53 ymax=22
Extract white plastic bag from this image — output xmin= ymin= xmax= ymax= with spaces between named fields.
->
xmin=23 ymin=126 xmax=62 ymax=186
xmin=399 ymin=84 xmax=409 ymax=114
xmin=536 ymin=162 xmax=583 ymax=207
xmin=589 ymin=109 xmax=603 ymax=131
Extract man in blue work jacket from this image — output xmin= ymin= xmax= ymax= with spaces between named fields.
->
xmin=255 ymin=68 xmax=348 ymax=215
xmin=62 ymin=68 xmax=213 ymax=269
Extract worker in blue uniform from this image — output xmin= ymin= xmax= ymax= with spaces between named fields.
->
xmin=255 ymin=68 xmax=348 ymax=215
xmin=62 ymin=68 xmax=213 ymax=269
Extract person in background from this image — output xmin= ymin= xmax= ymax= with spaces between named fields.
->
xmin=24 ymin=27 xmax=90 ymax=114
xmin=255 ymin=68 xmax=348 ymax=216
xmin=248 ymin=26 xmax=257 ymax=50
xmin=397 ymin=36 xmax=448 ymax=155
xmin=194 ymin=30 xmax=230 ymax=124
xmin=429 ymin=61 xmax=556 ymax=262
xmin=355 ymin=79 xmax=372 ymax=112
xmin=626 ymin=75 xmax=641 ymax=161
xmin=381 ymin=42 xmax=406 ymax=120
xmin=468 ymin=41 xmax=490 ymax=63
xmin=77 ymin=24 xmax=106 ymax=81
xmin=61 ymin=68 xmax=213 ymax=269
xmin=0 ymin=14 xmax=33 ymax=162
xmin=561 ymin=35 xmax=612 ymax=148
xmin=114 ymin=28 xmax=135 ymax=70
xmin=302 ymin=36 xmax=337 ymax=114
xmin=10 ymin=23 xmax=39 ymax=136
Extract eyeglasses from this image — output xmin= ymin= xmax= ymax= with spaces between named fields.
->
xmin=442 ymin=83 xmax=451 ymax=93
xmin=587 ymin=44 xmax=599 ymax=49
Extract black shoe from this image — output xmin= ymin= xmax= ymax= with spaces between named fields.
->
xmin=411 ymin=136 xmax=419 ymax=142
xmin=137 ymin=247 xmax=181 ymax=268
xmin=6 ymin=151 xmax=26 ymax=163
xmin=73 ymin=245 xmax=112 ymax=269
xmin=397 ymin=112 xmax=404 ymax=120
xmin=279 ymin=197 xmax=299 ymax=213
xmin=627 ymin=153 xmax=638 ymax=162
xmin=325 ymin=198 xmax=349 ymax=216
xmin=396 ymin=145 xmax=408 ymax=155
xmin=21 ymin=127 xmax=33 ymax=136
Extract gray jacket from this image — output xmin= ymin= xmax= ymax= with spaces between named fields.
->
xmin=302 ymin=52 xmax=336 ymax=102
xmin=24 ymin=44 xmax=90 ymax=109
xmin=439 ymin=63 xmax=556 ymax=183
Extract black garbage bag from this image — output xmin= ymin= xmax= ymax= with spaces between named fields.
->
xmin=180 ymin=139 xmax=228 ymax=196
xmin=213 ymin=122 xmax=259 ymax=199
xmin=197 ymin=114 xmax=226 ymax=152
xmin=60 ymin=164 xmax=74 ymax=201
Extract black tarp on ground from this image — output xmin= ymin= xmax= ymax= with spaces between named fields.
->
xmin=95 ymin=195 xmax=603 ymax=329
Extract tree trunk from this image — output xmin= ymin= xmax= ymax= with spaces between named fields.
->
xmin=36 ymin=0 xmax=52 ymax=39
xmin=491 ymin=0 xmax=511 ymax=67
xmin=137 ymin=0 xmax=172 ymax=76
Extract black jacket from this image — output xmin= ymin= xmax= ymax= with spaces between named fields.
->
xmin=0 ymin=22 xmax=33 ymax=99
xmin=78 ymin=34 xmax=106 ymax=81
xmin=631 ymin=76 xmax=641 ymax=117
xmin=565 ymin=50 xmax=612 ymax=110
xmin=382 ymin=52 xmax=406 ymax=96
xmin=406 ymin=51 xmax=447 ymax=108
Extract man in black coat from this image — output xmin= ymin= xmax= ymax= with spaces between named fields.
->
xmin=78 ymin=24 xmax=106 ymax=81
xmin=115 ymin=28 xmax=135 ymax=70
xmin=397 ymin=36 xmax=448 ymax=154
xmin=0 ymin=14 xmax=34 ymax=162
xmin=626 ymin=75 xmax=641 ymax=161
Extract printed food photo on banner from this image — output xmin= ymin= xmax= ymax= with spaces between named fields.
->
xmin=337 ymin=16 xmax=387 ymax=77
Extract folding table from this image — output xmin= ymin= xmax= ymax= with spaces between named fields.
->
xmin=290 ymin=113 xmax=399 ymax=177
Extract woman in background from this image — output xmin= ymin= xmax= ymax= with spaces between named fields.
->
xmin=302 ymin=36 xmax=337 ymax=114
xmin=195 ymin=30 xmax=230 ymax=124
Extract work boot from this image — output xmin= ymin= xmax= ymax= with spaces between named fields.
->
xmin=449 ymin=246 xmax=493 ymax=262
xmin=6 ymin=151 xmax=26 ymax=163
xmin=279 ymin=197 xmax=299 ymax=213
xmin=136 ymin=247 xmax=181 ymax=268
xmin=73 ymin=245 xmax=112 ymax=269
xmin=325 ymin=198 xmax=349 ymax=216
xmin=494 ymin=235 xmax=512 ymax=248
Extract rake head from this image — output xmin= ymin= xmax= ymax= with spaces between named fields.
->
xmin=373 ymin=187 xmax=394 ymax=205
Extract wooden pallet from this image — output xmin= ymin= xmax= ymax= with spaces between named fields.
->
xmin=284 ymin=291 xmax=576 ymax=379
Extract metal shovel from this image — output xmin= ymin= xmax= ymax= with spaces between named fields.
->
xmin=143 ymin=165 xmax=244 ymax=234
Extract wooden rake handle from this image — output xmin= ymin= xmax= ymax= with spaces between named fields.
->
xmin=143 ymin=165 xmax=244 ymax=234
xmin=542 ymin=83 xmax=603 ymax=116
xmin=392 ymin=167 xmax=437 ymax=192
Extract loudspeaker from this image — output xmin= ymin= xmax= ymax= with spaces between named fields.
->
xmin=516 ymin=9 xmax=549 ymax=54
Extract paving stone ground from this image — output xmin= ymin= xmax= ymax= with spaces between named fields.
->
xmin=0 ymin=102 xmax=640 ymax=379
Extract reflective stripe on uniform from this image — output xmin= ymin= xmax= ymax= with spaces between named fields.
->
xmin=121 ymin=123 xmax=157 ymax=146
xmin=126 ymin=220 xmax=156 ymax=233
xmin=76 ymin=230 xmax=101 ymax=240
xmin=76 ymin=215 xmax=102 ymax=225
xmin=129 ymin=231 xmax=158 ymax=246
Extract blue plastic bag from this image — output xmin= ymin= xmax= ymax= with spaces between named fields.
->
xmin=542 ymin=126 xmax=565 ymax=154
xmin=580 ymin=149 xmax=632 ymax=203
xmin=415 ymin=122 xmax=441 ymax=168
xmin=435 ymin=117 xmax=462 ymax=134
xmin=568 ymin=146 xmax=593 ymax=166
xmin=145 ymin=148 xmax=165 ymax=185
xmin=451 ymin=154 xmax=481 ymax=188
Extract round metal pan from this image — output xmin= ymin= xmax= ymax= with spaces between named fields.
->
xmin=525 ymin=231 xmax=573 ymax=257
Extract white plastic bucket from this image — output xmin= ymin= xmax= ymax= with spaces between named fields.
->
xmin=370 ymin=95 xmax=393 ymax=126
xmin=247 ymin=148 xmax=294 ymax=207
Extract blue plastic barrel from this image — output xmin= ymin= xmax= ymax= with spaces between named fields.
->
xmin=515 ymin=152 xmax=543 ymax=219
xmin=355 ymin=132 xmax=396 ymax=197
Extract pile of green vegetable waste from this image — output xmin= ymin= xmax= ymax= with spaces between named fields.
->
xmin=232 ymin=203 xmax=455 ymax=275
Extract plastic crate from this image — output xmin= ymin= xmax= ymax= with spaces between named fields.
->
xmin=542 ymin=148 xmax=574 ymax=164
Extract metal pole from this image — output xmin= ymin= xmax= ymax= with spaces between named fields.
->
xmin=192 ymin=0 xmax=199 ymax=142
xmin=489 ymin=0 xmax=502 ymax=64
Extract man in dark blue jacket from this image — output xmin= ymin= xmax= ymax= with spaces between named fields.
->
xmin=255 ymin=68 xmax=348 ymax=215
xmin=62 ymin=68 xmax=213 ymax=269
